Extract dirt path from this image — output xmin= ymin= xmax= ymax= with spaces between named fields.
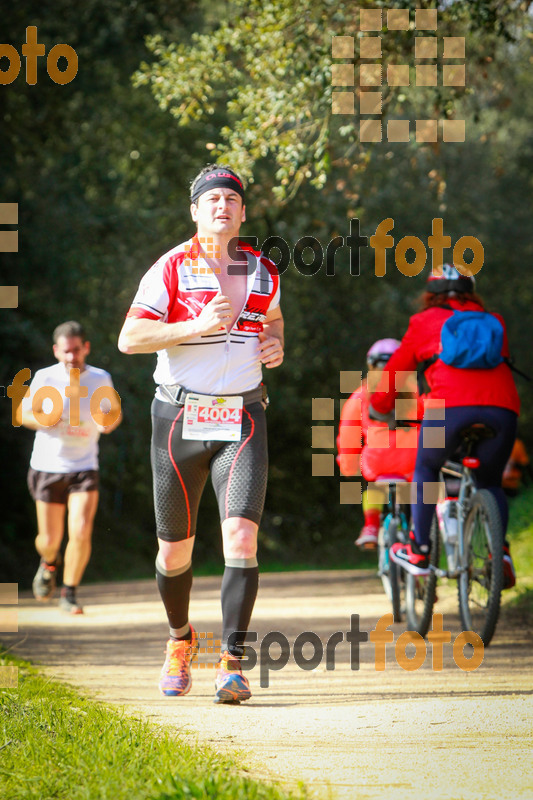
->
xmin=4 ymin=570 xmax=533 ymax=799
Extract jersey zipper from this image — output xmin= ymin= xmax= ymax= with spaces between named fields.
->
xmin=183 ymin=246 xmax=259 ymax=394
xmin=218 ymin=252 xmax=256 ymax=390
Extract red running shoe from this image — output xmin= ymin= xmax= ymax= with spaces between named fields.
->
xmin=503 ymin=545 xmax=516 ymax=590
xmin=355 ymin=524 xmax=379 ymax=549
xmin=391 ymin=532 xmax=430 ymax=576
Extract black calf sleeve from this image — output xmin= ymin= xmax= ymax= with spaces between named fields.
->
xmin=155 ymin=560 xmax=193 ymax=638
xmin=221 ymin=560 xmax=259 ymax=657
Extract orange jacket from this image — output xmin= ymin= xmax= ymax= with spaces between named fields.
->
xmin=502 ymin=439 xmax=529 ymax=490
xmin=337 ymin=381 xmax=423 ymax=482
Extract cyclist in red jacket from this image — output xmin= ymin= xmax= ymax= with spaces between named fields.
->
xmin=337 ymin=339 xmax=422 ymax=549
xmin=370 ymin=265 xmax=519 ymax=587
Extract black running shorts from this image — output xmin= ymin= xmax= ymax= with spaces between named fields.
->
xmin=151 ymin=397 xmax=268 ymax=541
xmin=27 ymin=468 xmax=99 ymax=503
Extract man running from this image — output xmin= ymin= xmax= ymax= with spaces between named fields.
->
xmin=118 ymin=165 xmax=283 ymax=703
xmin=22 ymin=320 xmax=122 ymax=614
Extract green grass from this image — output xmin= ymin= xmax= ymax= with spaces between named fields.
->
xmin=0 ymin=652 xmax=306 ymax=800
xmin=504 ymin=485 xmax=533 ymax=619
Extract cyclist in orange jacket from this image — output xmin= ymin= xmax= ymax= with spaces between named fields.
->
xmin=337 ymin=339 xmax=423 ymax=549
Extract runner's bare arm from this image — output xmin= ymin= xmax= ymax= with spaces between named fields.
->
xmin=21 ymin=408 xmax=48 ymax=430
xmin=96 ymin=410 xmax=123 ymax=435
xmin=21 ymin=397 xmax=61 ymax=431
xmin=118 ymin=294 xmax=233 ymax=354
xmin=259 ymin=306 xmax=284 ymax=369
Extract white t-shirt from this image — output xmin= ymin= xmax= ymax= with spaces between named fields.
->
xmin=23 ymin=362 xmax=116 ymax=473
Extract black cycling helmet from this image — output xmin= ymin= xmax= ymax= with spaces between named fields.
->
xmin=426 ymin=263 xmax=476 ymax=295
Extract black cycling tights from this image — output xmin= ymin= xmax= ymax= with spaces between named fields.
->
xmin=412 ymin=406 xmax=517 ymax=547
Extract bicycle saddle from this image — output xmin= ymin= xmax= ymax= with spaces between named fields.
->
xmin=374 ymin=473 xmax=409 ymax=482
xmin=458 ymin=423 xmax=496 ymax=442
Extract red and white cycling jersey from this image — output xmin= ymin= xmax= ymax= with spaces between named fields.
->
xmin=126 ymin=235 xmax=280 ymax=395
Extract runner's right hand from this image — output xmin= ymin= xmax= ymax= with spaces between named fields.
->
xmin=195 ymin=293 xmax=233 ymax=335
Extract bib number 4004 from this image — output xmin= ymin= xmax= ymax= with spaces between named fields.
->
xmin=183 ymin=393 xmax=244 ymax=441
xmin=198 ymin=405 xmax=242 ymax=423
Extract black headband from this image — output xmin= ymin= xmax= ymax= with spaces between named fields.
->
xmin=190 ymin=170 xmax=245 ymax=204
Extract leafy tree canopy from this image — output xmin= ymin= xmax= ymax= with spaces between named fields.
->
xmin=136 ymin=0 xmax=531 ymax=200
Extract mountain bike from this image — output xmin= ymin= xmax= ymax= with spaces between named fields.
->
xmin=404 ymin=423 xmax=504 ymax=646
xmin=376 ymin=475 xmax=411 ymax=623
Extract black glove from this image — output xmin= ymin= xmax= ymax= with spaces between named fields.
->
xmin=368 ymin=403 xmax=397 ymax=429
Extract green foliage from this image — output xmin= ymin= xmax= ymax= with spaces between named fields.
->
xmin=136 ymin=0 xmax=530 ymax=200
xmin=505 ymin=485 xmax=533 ymax=618
xmin=0 ymin=651 xmax=304 ymax=800
xmin=135 ymin=0 xmax=334 ymax=200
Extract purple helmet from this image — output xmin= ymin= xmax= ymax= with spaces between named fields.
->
xmin=366 ymin=338 xmax=401 ymax=367
xmin=426 ymin=263 xmax=476 ymax=294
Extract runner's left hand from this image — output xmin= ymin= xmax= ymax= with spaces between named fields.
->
xmin=258 ymin=332 xmax=284 ymax=368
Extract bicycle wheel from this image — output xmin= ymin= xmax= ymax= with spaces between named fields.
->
xmin=405 ymin=513 xmax=439 ymax=637
xmin=458 ymin=489 xmax=504 ymax=646
xmin=378 ymin=517 xmax=402 ymax=623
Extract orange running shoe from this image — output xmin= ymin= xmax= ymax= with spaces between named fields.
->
xmin=159 ymin=627 xmax=198 ymax=696
xmin=214 ymin=650 xmax=252 ymax=704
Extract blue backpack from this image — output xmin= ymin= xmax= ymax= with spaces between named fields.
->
xmin=439 ymin=310 xmax=504 ymax=369
xmin=418 ymin=307 xmax=529 ymax=389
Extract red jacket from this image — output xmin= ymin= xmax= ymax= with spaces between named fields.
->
xmin=372 ymin=299 xmax=520 ymax=415
xmin=337 ymin=381 xmax=422 ymax=482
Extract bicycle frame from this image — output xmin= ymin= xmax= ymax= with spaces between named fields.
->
xmin=434 ymin=460 xmax=477 ymax=579
xmin=402 ymin=423 xmax=505 ymax=645
xmin=376 ymin=477 xmax=410 ymax=622
xmin=378 ymin=480 xmax=410 ymax=555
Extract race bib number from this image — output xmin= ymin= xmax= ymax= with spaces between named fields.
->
xmin=65 ymin=422 xmax=91 ymax=444
xmin=182 ymin=394 xmax=243 ymax=441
